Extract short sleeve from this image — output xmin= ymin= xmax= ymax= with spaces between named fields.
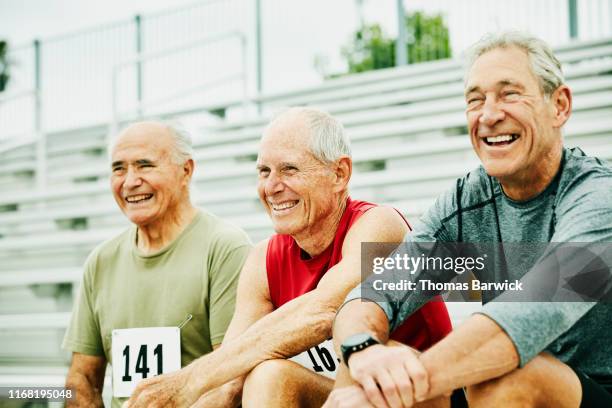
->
xmin=208 ymin=233 xmax=251 ymax=345
xmin=62 ymin=252 xmax=104 ymax=356
xmin=354 ymin=187 xmax=458 ymax=331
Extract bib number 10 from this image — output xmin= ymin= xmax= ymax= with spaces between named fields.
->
xmin=289 ymin=338 xmax=339 ymax=379
xmin=306 ymin=344 xmax=337 ymax=372
xmin=122 ymin=344 xmax=163 ymax=381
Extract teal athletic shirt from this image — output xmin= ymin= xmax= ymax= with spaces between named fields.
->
xmin=348 ymin=147 xmax=612 ymax=376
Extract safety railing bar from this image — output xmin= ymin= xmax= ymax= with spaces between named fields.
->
xmin=145 ymin=0 xmax=229 ymax=19
xmin=113 ymin=31 xmax=245 ymax=69
xmin=42 ymin=18 xmax=134 ymax=45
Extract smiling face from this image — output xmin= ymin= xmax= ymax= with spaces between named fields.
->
xmin=110 ymin=123 xmax=191 ymax=228
xmin=465 ymin=46 xmax=566 ymax=187
xmin=256 ymin=114 xmax=342 ymax=238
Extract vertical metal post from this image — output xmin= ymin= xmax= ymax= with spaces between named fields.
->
xmin=240 ymin=35 xmax=249 ymax=118
xmin=110 ymin=66 xmax=119 ymax=143
xmin=355 ymin=0 xmax=365 ymax=29
xmin=33 ymin=39 xmax=46 ymax=193
xmin=135 ymin=14 xmax=144 ymax=117
xmin=255 ymin=0 xmax=262 ymax=113
xmin=396 ymin=0 xmax=408 ymax=66
xmin=568 ymin=0 xmax=578 ymax=39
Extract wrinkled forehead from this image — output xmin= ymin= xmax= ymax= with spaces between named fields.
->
xmin=465 ymin=46 xmax=537 ymax=91
xmin=111 ymin=123 xmax=172 ymax=159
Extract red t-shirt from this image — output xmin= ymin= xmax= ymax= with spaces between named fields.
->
xmin=266 ymin=197 xmax=452 ymax=350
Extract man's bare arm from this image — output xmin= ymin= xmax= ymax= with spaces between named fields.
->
xmin=192 ymin=240 xmax=276 ymax=407
xmin=332 ymin=299 xmax=519 ymax=405
xmin=187 ymin=207 xmax=407 ymax=393
xmin=65 ymin=353 xmax=107 ymax=407
xmin=333 ymin=298 xmax=392 ymax=352
xmin=127 ymin=206 xmax=408 ymax=407
xmin=419 ymin=313 xmax=519 ymax=399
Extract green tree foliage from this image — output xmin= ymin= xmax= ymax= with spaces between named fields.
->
xmin=0 ymin=40 xmax=9 ymax=92
xmin=406 ymin=12 xmax=451 ymax=63
xmin=341 ymin=24 xmax=395 ymax=74
xmin=340 ymin=11 xmax=451 ymax=75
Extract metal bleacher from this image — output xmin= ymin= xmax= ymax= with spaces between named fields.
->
xmin=1 ymin=36 xmax=612 ymax=393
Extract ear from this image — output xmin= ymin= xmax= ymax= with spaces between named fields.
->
xmin=550 ymin=85 xmax=572 ymax=128
xmin=332 ymin=156 xmax=352 ymax=193
xmin=182 ymin=159 xmax=195 ymax=184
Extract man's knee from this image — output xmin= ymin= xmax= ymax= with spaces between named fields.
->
xmin=467 ymin=373 xmax=537 ymax=408
xmin=467 ymin=353 xmax=581 ymax=408
xmin=243 ymin=359 xmax=332 ymax=408
xmin=244 ymin=359 xmax=294 ymax=390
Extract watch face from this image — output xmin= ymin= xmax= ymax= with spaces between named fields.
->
xmin=344 ymin=333 xmax=374 ymax=348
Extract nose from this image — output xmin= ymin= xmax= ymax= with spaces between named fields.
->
xmin=123 ymin=166 xmax=143 ymax=189
xmin=264 ymin=171 xmax=284 ymax=196
xmin=479 ymin=96 xmax=505 ymax=126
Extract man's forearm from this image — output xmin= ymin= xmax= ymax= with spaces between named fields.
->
xmin=332 ymin=299 xmax=391 ymax=355
xmin=419 ymin=313 xmax=520 ymax=399
xmin=187 ymin=291 xmax=337 ymax=395
xmin=66 ymin=373 xmax=104 ymax=407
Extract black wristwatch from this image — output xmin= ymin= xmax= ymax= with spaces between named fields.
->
xmin=340 ymin=333 xmax=380 ymax=366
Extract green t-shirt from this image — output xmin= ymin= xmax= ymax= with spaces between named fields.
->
xmin=62 ymin=210 xmax=251 ymax=406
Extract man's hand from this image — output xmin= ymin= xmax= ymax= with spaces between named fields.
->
xmin=348 ymin=344 xmax=428 ymax=408
xmin=323 ymin=385 xmax=376 ymax=408
xmin=122 ymin=366 xmax=199 ymax=408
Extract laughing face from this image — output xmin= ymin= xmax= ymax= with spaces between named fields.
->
xmin=256 ymin=115 xmax=339 ymax=238
xmin=465 ymin=46 xmax=566 ymax=189
xmin=110 ymin=123 xmax=189 ymax=228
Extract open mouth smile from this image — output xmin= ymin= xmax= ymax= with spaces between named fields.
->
xmin=269 ymin=200 xmax=299 ymax=212
xmin=125 ymin=194 xmax=153 ymax=204
xmin=483 ymin=134 xmax=520 ymax=146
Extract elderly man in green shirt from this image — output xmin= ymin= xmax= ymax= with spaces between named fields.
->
xmin=62 ymin=121 xmax=251 ymax=407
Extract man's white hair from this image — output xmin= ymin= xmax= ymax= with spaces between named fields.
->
xmin=109 ymin=120 xmax=194 ymax=165
xmin=163 ymin=120 xmax=194 ymax=165
xmin=269 ymin=107 xmax=351 ymax=163
xmin=463 ymin=31 xmax=565 ymax=98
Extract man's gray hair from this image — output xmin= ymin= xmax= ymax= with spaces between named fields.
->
xmin=272 ymin=107 xmax=351 ymax=163
xmin=109 ymin=120 xmax=194 ymax=165
xmin=163 ymin=120 xmax=194 ymax=165
xmin=464 ymin=31 xmax=565 ymax=97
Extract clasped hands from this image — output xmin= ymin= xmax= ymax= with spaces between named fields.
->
xmin=324 ymin=344 xmax=438 ymax=408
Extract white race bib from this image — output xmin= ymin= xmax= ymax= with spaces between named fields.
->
xmin=111 ymin=327 xmax=181 ymax=397
xmin=289 ymin=338 xmax=339 ymax=379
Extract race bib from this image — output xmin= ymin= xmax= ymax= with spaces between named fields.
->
xmin=111 ymin=327 xmax=181 ymax=397
xmin=289 ymin=338 xmax=340 ymax=379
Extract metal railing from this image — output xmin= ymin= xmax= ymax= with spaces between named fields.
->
xmin=1 ymin=0 xmax=612 ymax=194
xmin=0 ymin=89 xmax=39 ymax=143
xmin=110 ymin=31 xmax=248 ymax=135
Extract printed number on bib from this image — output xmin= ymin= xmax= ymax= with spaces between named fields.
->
xmin=289 ymin=338 xmax=339 ymax=379
xmin=111 ymin=327 xmax=181 ymax=397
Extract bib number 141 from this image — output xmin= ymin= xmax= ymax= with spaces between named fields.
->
xmin=111 ymin=327 xmax=181 ymax=397
xmin=121 ymin=343 xmax=163 ymax=381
